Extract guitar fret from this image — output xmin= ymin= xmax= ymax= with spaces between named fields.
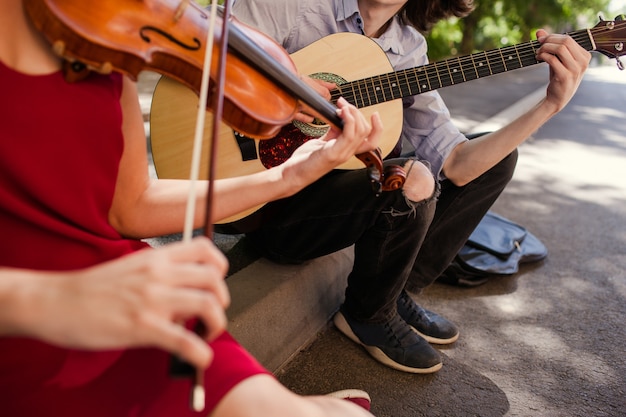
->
xmin=507 ymin=45 xmax=523 ymax=70
xmin=369 ymin=78 xmax=379 ymax=106
xmin=344 ymin=82 xmax=357 ymax=107
xmin=417 ymin=67 xmax=431 ymax=92
xmin=358 ymin=79 xmax=368 ymax=108
xmin=437 ymin=62 xmax=449 ymax=87
xmin=329 ymin=26 xmax=599 ymax=113
xmin=485 ymin=50 xmax=503 ymax=74
xmin=498 ymin=48 xmax=508 ymax=71
xmin=449 ymin=57 xmax=466 ymax=84
xmin=432 ymin=63 xmax=443 ymax=89
xmin=404 ymin=68 xmax=418 ymax=96
xmin=393 ymin=71 xmax=403 ymax=100
xmin=357 ymin=79 xmax=368 ymax=107
xmin=370 ymin=76 xmax=380 ymax=104
xmin=473 ymin=52 xmax=491 ymax=78
xmin=483 ymin=51 xmax=495 ymax=74
xmin=383 ymin=74 xmax=397 ymax=101
xmin=373 ymin=77 xmax=382 ymax=104
xmin=468 ymin=54 xmax=480 ymax=80
xmin=349 ymin=81 xmax=358 ymax=106
xmin=379 ymin=74 xmax=391 ymax=103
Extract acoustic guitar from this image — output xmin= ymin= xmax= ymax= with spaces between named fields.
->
xmin=150 ymin=16 xmax=626 ymax=223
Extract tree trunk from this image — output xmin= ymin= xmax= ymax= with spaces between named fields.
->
xmin=460 ymin=12 xmax=479 ymax=55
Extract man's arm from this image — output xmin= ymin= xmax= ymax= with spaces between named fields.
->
xmin=442 ymin=30 xmax=591 ymax=186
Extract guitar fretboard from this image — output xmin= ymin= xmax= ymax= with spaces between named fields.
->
xmin=331 ymin=28 xmax=594 ymax=108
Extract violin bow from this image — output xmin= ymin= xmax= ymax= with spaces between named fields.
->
xmin=175 ymin=0 xmax=229 ymax=412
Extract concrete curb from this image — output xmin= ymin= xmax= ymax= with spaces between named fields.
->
xmin=226 ymin=247 xmax=354 ymax=372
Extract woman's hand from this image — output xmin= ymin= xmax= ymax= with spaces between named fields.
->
xmin=280 ymin=97 xmax=383 ymax=190
xmin=7 ymin=237 xmax=229 ymax=370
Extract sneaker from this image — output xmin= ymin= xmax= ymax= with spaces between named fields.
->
xmin=333 ymin=309 xmax=442 ymax=374
xmin=327 ymin=389 xmax=371 ymax=411
xmin=397 ymin=291 xmax=459 ymax=344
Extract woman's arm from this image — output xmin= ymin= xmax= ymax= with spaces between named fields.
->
xmin=109 ymin=77 xmax=382 ymax=238
xmin=0 ymin=237 xmax=229 ymax=369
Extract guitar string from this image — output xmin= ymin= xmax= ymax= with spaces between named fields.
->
xmin=336 ymin=29 xmax=594 ymax=103
xmin=331 ymin=25 xmax=610 ymax=108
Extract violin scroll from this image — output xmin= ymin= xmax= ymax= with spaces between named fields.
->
xmin=356 ymin=149 xmax=406 ymax=196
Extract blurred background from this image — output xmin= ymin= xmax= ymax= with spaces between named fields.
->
xmin=196 ymin=0 xmax=621 ymax=61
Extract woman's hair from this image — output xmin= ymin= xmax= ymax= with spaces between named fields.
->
xmin=400 ymin=0 xmax=475 ymax=32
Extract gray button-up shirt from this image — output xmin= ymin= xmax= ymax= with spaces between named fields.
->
xmin=232 ymin=0 xmax=467 ymax=179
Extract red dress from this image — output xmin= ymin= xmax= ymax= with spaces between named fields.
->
xmin=0 ymin=60 xmax=268 ymax=416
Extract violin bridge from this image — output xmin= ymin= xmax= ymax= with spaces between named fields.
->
xmin=174 ymin=0 xmax=190 ymax=22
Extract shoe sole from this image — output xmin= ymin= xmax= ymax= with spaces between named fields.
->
xmin=333 ymin=312 xmax=443 ymax=374
xmin=327 ymin=389 xmax=371 ymax=411
xmin=412 ymin=327 xmax=459 ymax=345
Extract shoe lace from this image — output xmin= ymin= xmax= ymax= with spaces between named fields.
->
xmin=385 ymin=313 xmax=417 ymax=348
xmin=398 ymin=291 xmax=428 ymax=323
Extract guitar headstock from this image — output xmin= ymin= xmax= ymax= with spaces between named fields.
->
xmin=591 ymin=15 xmax=626 ymax=69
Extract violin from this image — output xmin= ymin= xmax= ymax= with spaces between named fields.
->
xmin=22 ymin=0 xmax=405 ymax=193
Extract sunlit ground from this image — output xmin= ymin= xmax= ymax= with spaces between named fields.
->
xmin=426 ymin=62 xmax=626 ymax=416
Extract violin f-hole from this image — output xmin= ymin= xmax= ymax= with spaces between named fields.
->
xmin=139 ymin=26 xmax=202 ymax=51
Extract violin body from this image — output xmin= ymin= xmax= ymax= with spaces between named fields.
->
xmin=23 ymin=0 xmax=299 ymax=139
xmin=23 ymin=0 xmax=405 ymax=194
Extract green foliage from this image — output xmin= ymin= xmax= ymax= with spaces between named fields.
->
xmin=427 ymin=0 xmax=612 ymax=60
xmin=195 ymin=0 xmax=223 ymax=6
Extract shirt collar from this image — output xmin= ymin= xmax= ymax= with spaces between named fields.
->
xmin=335 ymin=0 xmax=405 ymax=56
xmin=376 ymin=16 xmax=405 ymax=55
xmin=335 ymin=0 xmax=360 ymax=23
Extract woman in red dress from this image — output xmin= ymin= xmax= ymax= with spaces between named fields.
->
xmin=0 ymin=1 xmax=381 ymax=415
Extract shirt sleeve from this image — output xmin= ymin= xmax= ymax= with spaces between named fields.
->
xmin=390 ymin=27 xmax=467 ymax=180
xmin=232 ymin=0 xmax=299 ymax=45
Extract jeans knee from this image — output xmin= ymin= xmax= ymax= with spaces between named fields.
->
xmin=402 ymin=160 xmax=435 ymax=203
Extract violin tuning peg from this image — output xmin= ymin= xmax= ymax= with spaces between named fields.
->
xmin=52 ymin=40 xmax=66 ymax=57
xmin=615 ymin=14 xmax=626 ymax=22
xmin=98 ymin=61 xmax=113 ymax=75
xmin=616 ymin=57 xmax=625 ymax=71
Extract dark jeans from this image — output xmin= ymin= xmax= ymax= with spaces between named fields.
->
xmin=247 ymin=150 xmax=518 ymax=323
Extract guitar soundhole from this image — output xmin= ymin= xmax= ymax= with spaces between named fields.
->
xmin=292 ymin=72 xmax=347 ymax=136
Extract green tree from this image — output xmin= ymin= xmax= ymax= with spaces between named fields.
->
xmin=428 ymin=0 xmax=612 ymax=60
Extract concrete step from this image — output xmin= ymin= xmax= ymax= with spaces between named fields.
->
xmin=147 ymin=231 xmax=353 ymax=373
xmin=224 ymin=238 xmax=354 ymax=372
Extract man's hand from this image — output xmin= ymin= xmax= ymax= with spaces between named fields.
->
xmin=293 ymin=75 xmax=336 ymax=123
xmin=536 ymin=29 xmax=591 ymax=115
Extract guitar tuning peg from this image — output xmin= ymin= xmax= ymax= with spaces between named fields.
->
xmin=617 ymin=57 xmax=625 ymax=71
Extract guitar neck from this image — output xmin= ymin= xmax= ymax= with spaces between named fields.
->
xmin=332 ymin=28 xmax=594 ymax=107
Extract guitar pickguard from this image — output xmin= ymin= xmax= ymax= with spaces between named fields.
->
xmin=258 ymin=72 xmax=347 ymax=169
xmin=258 ymin=123 xmax=314 ymax=169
